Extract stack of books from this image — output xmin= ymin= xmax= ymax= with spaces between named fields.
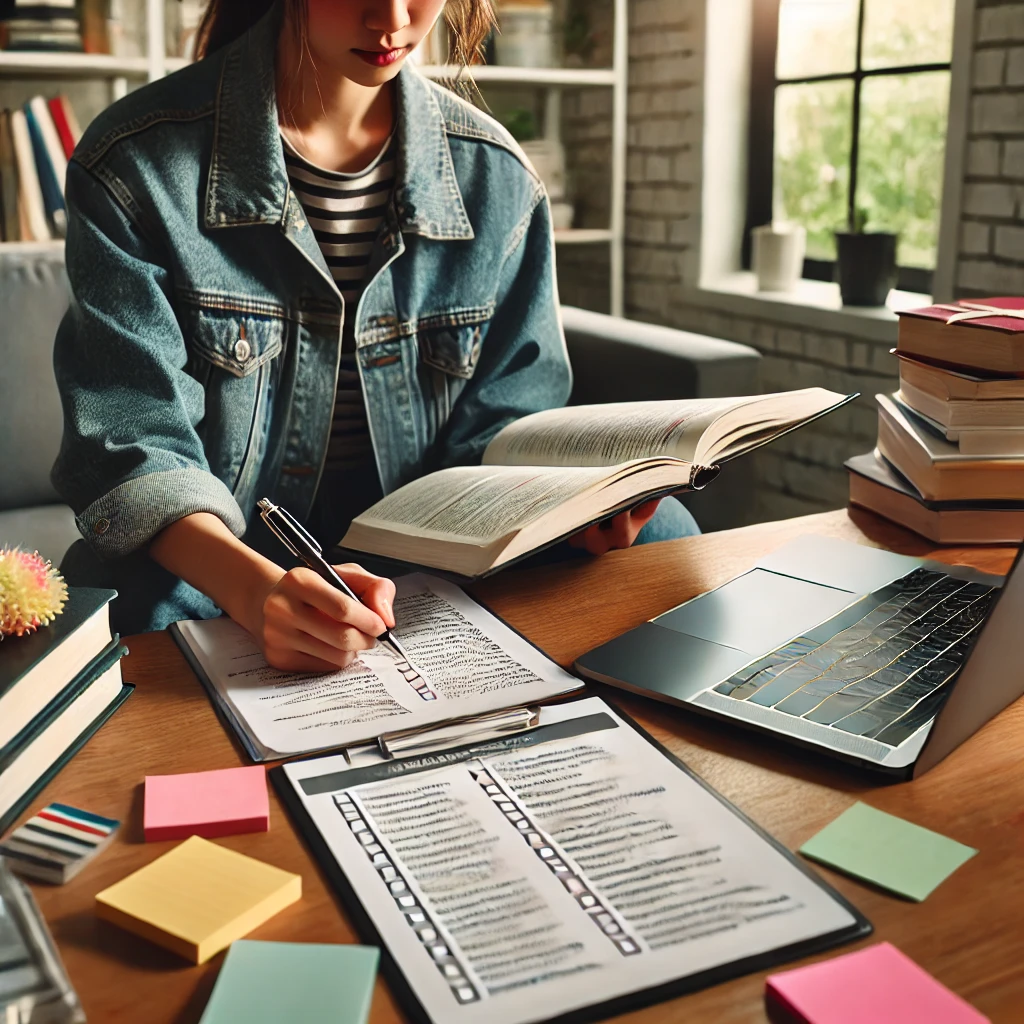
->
xmin=0 ymin=588 xmax=132 ymax=836
xmin=847 ymin=297 xmax=1024 ymax=543
xmin=0 ymin=0 xmax=82 ymax=52
xmin=0 ymin=93 xmax=80 ymax=241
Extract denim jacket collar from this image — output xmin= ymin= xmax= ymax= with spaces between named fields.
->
xmin=204 ymin=3 xmax=473 ymax=241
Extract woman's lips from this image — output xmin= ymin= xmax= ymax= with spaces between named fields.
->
xmin=352 ymin=46 xmax=409 ymax=67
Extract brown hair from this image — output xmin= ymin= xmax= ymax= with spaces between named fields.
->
xmin=195 ymin=0 xmax=495 ymax=67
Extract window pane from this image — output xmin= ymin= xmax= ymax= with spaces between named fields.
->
xmin=774 ymin=81 xmax=854 ymax=261
xmin=862 ymin=0 xmax=954 ymax=70
xmin=776 ymin=0 xmax=858 ymax=80
xmin=856 ymin=71 xmax=950 ymax=269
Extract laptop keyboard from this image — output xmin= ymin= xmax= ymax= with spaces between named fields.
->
xmin=712 ymin=568 xmax=997 ymax=748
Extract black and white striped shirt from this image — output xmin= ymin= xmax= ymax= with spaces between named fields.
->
xmin=283 ymin=133 xmax=396 ymax=472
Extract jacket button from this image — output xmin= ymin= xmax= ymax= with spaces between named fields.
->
xmin=94 ymin=518 xmax=110 ymax=535
xmin=234 ymin=339 xmax=251 ymax=362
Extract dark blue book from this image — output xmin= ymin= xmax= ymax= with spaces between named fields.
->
xmin=21 ymin=100 xmax=65 ymax=237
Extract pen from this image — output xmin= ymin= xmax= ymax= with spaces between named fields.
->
xmin=257 ymin=497 xmax=416 ymax=667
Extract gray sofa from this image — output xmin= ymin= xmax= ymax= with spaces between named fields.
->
xmin=0 ymin=245 xmax=760 ymax=566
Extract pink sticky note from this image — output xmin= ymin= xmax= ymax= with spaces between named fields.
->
xmin=766 ymin=943 xmax=989 ymax=1024
xmin=143 ymin=766 xmax=269 ymax=842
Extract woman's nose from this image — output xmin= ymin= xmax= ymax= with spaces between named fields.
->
xmin=365 ymin=0 xmax=412 ymax=35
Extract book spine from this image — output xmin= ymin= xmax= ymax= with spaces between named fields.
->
xmin=58 ymin=94 xmax=82 ymax=146
xmin=8 ymin=108 xmax=50 ymax=241
xmin=30 ymin=95 xmax=67 ymax=191
xmin=0 ymin=110 xmax=21 ymax=242
xmin=22 ymin=100 xmax=65 ymax=237
xmin=47 ymin=95 xmax=75 ymax=159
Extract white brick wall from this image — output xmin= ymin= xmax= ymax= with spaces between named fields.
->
xmin=557 ymin=0 xmax=1024 ymax=527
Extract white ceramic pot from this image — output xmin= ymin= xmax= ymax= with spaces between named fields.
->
xmin=751 ymin=223 xmax=806 ymax=292
xmin=521 ymin=139 xmax=566 ymax=200
xmin=495 ymin=3 xmax=555 ymax=68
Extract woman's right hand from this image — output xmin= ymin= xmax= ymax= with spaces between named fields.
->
xmin=254 ymin=563 xmax=397 ymax=673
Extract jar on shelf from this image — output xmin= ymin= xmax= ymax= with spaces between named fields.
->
xmin=107 ymin=0 xmax=145 ymax=58
xmin=494 ymin=1 xmax=556 ymax=68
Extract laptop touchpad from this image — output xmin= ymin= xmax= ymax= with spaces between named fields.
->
xmin=654 ymin=569 xmax=858 ymax=655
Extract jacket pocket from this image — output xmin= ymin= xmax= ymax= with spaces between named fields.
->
xmin=415 ymin=305 xmax=493 ymax=379
xmin=178 ymin=299 xmax=287 ymax=495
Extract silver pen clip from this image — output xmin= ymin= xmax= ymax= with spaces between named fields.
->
xmin=258 ymin=498 xmax=322 ymax=558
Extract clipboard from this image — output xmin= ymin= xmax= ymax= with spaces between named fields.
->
xmin=271 ymin=695 xmax=871 ymax=1024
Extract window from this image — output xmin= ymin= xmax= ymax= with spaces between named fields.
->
xmin=745 ymin=0 xmax=955 ymax=293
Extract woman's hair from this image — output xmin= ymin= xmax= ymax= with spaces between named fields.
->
xmin=195 ymin=0 xmax=495 ymax=68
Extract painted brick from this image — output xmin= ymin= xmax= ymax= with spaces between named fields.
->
xmin=974 ymin=46 xmax=1007 ymax=87
xmin=994 ymin=223 xmax=1024 ymax=260
xmin=1002 ymin=138 xmax=1024 ymax=179
xmin=976 ymin=5 xmax=1024 ymax=44
xmin=961 ymin=220 xmax=992 ymax=254
xmin=971 ymin=91 xmax=1024 ymax=133
xmin=967 ymin=138 xmax=1001 ymax=177
xmin=957 ymin=257 xmax=1024 ymax=292
xmin=962 ymin=181 xmax=1019 ymax=217
xmin=1007 ymin=46 xmax=1024 ymax=85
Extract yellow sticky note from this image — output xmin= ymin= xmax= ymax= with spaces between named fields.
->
xmin=95 ymin=836 xmax=301 ymax=963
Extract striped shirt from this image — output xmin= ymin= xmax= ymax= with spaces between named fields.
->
xmin=283 ymin=132 xmax=396 ymax=472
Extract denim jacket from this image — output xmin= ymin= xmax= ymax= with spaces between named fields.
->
xmin=52 ymin=6 xmax=571 ymax=630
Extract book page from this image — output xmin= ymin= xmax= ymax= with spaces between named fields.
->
xmin=174 ymin=575 xmax=579 ymax=759
xmin=482 ymin=398 xmax=756 ymax=468
xmin=349 ymin=464 xmax=621 ymax=542
xmin=284 ymin=698 xmax=858 ymax=1024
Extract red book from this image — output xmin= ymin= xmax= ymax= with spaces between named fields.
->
xmin=897 ymin=297 xmax=1024 ymax=376
xmin=48 ymin=95 xmax=79 ymax=159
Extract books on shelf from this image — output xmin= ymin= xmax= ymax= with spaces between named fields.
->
xmin=0 ymin=588 xmax=132 ymax=835
xmin=846 ymin=450 xmax=1024 ymax=544
xmin=339 ymin=388 xmax=853 ymax=577
xmin=0 ymin=93 xmax=79 ymax=242
xmin=0 ymin=0 xmax=82 ymax=52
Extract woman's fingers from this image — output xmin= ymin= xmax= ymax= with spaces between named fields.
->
xmin=282 ymin=567 xmax=388 ymax=637
xmin=334 ymin=563 xmax=397 ymax=629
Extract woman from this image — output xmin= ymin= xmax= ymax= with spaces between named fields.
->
xmin=53 ymin=0 xmax=698 ymax=669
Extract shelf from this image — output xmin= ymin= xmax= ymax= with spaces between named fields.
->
xmin=553 ymin=229 xmax=613 ymax=245
xmin=418 ymin=64 xmax=615 ymax=86
xmin=0 ymin=51 xmax=149 ymax=76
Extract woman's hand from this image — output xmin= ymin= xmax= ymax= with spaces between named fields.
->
xmin=568 ymin=499 xmax=661 ymax=556
xmin=255 ymin=563 xmax=397 ymax=673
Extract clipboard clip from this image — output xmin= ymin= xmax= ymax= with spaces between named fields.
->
xmin=377 ymin=706 xmax=541 ymax=760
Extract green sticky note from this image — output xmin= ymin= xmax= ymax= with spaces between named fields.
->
xmin=200 ymin=940 xmax=379 ymax=1024
xmin=800 ymin=801 xmax=977 ymax=902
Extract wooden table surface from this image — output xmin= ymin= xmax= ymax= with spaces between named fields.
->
xmin=16 ymin=509 xmax=1023 ymax=1023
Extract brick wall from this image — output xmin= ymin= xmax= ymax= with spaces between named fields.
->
xmin=558 ymin=0 xmax=1023 ymax=526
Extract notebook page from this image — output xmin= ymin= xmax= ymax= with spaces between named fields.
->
xmin=283 ymin=698 xmax=859 ymax=1024
xmin=174 ymin=575 xmax=579 ymax=759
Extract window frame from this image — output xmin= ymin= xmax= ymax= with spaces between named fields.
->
xmin=744 ymin=0 xmax=953 ymax=295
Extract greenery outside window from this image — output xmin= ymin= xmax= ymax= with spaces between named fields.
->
xmin=745 ymin=0 xmax=955 ymax=294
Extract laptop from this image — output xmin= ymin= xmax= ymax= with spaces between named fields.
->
xmin=575 ymin=535 xmax=1024 ymax=778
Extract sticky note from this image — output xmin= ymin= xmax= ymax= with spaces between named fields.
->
xmin=765 ymin=942 xmax=990 ymax=1023
xmin=95 ymin=836 xmax=301 ymax=963
xmin=144 ymin=766 xmax=269 ymax=842
xmin=199 ymin=940 xmax=379 ymax=1024
xmin=799 ymin=802 xmax=977 ymax=901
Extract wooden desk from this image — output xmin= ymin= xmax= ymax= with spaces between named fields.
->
xmin=16 ymin=509 xmax=1023 ymax=1023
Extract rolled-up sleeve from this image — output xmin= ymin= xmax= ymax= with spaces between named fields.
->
xmin=51 ymin=159 xmax=245 ymax=559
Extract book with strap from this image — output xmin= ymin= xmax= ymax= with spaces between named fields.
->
xmin=271 ymin=695 xmax=870 ymax=1024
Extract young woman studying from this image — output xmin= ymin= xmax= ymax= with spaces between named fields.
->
xmin=52 ymin=0 xmax=698 ymax=669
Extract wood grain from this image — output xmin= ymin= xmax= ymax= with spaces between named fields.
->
xmin=13 ymin=509 xmax=1023 ymax=1023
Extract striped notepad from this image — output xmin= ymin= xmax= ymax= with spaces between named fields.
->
xmin=0 ymin=803 xmax=120 ymax=884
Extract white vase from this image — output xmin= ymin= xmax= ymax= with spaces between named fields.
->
xmin=752 ymin=223 xmax=806 ymax=292
xmin=521 ymin=139 xmax=566 ymax=201
xmin=495 ymin=3 xmax=556 ymax=68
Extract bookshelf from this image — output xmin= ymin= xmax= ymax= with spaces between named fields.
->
xmin=1 ymin=0 xmax=628 ymax=313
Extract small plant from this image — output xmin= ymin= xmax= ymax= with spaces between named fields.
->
xmin=851 ymin=206 xmax=870 ymax=233
xmin=501 ymin=107 xmax=538 ymax=143
xmin=0 ymin=546 xmax=68 ymax=638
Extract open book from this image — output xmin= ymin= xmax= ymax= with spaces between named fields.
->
xmin=340 ymin=388 xmax=853 ymax=576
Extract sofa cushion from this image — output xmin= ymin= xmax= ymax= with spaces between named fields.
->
xmin=0 ymin=244 xmax=70 ymax=511
xmin=0 ymin=503 xmax=80 ymax=567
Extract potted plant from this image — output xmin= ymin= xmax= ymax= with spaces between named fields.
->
xmin=834 ymin=208 xmax=898 ymax=307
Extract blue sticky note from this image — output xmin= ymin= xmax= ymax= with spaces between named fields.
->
xmin=200 ymin=940 xmax=379 ymax=1024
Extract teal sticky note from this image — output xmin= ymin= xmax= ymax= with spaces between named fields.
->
xmin=800 ymin=802 xmax=977 ymax=902
xmin=200 ymin=940 xmax=379 ymax=1024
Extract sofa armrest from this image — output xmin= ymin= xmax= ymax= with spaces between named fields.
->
xmin=560 ymin=305 xmax=760 ymax=405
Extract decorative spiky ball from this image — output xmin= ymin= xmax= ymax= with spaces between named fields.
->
xmin=0 ymin=547 xmax=68 ymax=638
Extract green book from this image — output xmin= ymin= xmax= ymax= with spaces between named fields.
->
xmin=200 ymin=941 xmax=379 ymax=1024
xmin=0 ymin=587 xmax=116 ymax=752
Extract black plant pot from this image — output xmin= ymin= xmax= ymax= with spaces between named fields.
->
xmin=834 ymin=232 xmax=898 ymax=307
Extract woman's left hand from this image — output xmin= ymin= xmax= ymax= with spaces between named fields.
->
xmin=568 ymin=499 xmax=661 ymax=556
